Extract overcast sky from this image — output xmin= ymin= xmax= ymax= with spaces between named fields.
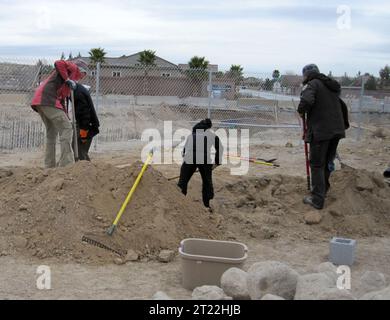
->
xmin=0 ymin=0 xmax=389 ymax=76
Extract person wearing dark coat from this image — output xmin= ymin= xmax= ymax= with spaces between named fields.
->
xmin=73 ymin=83 xmax=100 ymax=161
xmin=178 ymin=119 xmax=223 ymax=209
xmin=298 ymin=64 xmax=349 ymax=209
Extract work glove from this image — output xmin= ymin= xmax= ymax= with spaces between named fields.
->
xmin=80 ymin=129 xmax=89 ymax=144
xmin=65 ymin=79 xmax=77 ymax=90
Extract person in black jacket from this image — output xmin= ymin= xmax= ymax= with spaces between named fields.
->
xmin=73 ymin=83 xmax=100 ymax=161
xmin=298 ymin=64 xmax=347 ymax=209
xmin=178 ymin=118 xmax=223 ymax=210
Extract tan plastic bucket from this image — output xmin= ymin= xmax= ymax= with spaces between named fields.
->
xmin=179 ymin=238 xmax=248 ymax=290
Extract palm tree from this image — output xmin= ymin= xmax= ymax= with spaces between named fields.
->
xmin=188 ymin=56 xmax=209 ymax=70
xmin=227 ymin=64 xmax=244 ymax=85
xmin=137 ymin=50 xmax=157 ymax=94
xmin=88 ymin=47 xmax=107 ymax=66
xmin=187 ymin=56 xmax=209 ymax=96
xmin=272 ymin=69 xmax=280 ymax=80
xmin=138 ymin=49 xmax=157 ymax=68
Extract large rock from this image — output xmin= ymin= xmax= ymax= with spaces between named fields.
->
xmin=314 ymin=262 xmax=338 ymax=284
xmin=152 ymin=291 xmax=173 ymax=300
xmin=360 ymin=287 xmax=390 ymax=300
xmin=261 ymin=294 xmax=285 ymax=300
xmin=356 ymin=271 xmax=387 ymax=298
xmin=192 ymin=286 xmax=232 ymax=300
xmin=295 ymin=273 xmax=335 ymax=300
xmin=221 ymin=268 xmax=250 ymax=300
xmin=246 ymin=261 xmax=299 ymax=300
xmin=316 ymin=288 xmax=355 ymax=300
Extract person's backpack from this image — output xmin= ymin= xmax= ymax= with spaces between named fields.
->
xmin=339 ymin=98 xmax=350 ymax=130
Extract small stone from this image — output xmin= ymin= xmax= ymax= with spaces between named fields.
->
xmin=52 ymin=178 xmax=65 ymax=191
xmin=18 ymin=204 xmax=28 ymax=211
xmin=113 ymin=257 xmax=126 ymax=265
xmin=329 ymin=210 xmax=343 ymax=217
xmin=158 ymin=250 xmax=175 ymax=263
xmin=125 ymin=249 xmax=139 ymax=262
xmin=304 ymin=211 xmax=322 ymax=225
xmin=356 ymin=175 xmax=374 ymax=192
xmin=13 ymin=236 xmax=28 ymax=249
xmin=285 ymin=142 xmax=293 ymax=148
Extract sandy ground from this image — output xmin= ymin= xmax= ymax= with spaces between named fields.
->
xmin=1 ymin=236 xmax=389 ymax=300
xmin=0 ymin=126 xmax=389 ymax=300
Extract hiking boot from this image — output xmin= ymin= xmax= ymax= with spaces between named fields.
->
xmin=303 ymin=196 xmax=323 ymax=210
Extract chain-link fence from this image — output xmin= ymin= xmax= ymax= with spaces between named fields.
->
xmin=1 ymin=56 xmax=389 ymax=152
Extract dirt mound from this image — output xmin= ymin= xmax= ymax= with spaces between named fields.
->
xmin=216 ymin=167 xmax=390 ymax=240
xmin=0 ymin=161 xmax=223 ymax=264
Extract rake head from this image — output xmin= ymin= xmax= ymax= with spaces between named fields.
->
xmin=82 ymin=233 xmax=127 ymax=257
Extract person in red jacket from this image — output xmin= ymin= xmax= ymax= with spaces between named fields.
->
xmin=31 ymin=59 xmax=89 ymax=168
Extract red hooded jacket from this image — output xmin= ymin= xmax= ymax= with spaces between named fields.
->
xmin=31 ymin=60 xmax=83 ymax=112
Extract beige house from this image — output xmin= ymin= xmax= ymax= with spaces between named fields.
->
xmin=79 ymin=53 xmax=234 ymax=98
xmin=178 ymin=63 xmax=219 ymax=73
xmin=80 ymin=52 xmax=182 ymax=78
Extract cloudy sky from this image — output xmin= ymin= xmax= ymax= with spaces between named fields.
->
xmin=0 ymin=0 xmax=389 ymax=76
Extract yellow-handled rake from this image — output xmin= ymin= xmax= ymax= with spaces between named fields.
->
xmin=82 ymin=150 xmax=154 ymax=256
xmin=107 ymin=151 xmax=153 ymax=236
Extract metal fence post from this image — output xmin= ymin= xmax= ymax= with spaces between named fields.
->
xmin=357 ymin=75 xmax=366 ymax=141
xmin=94 ymin=62 xmax=101 ymax=151
xmin=208 ymin=70 xmax=212 ymax=119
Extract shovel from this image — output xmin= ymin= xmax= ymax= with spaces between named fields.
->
xmin=70 ymin=89 xmax=79 ymax=162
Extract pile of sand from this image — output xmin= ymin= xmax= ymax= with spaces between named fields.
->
xmin=216 ymin=167 xmax=390 ymax=240
xmin=0 ymin=161 xmax=223 ymax=264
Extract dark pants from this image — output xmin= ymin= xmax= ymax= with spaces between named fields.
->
xmin=78 ymin=138 xmax=92 ymax=161
xmin=178 ymin=162 xmax=214 ymax=207
xmin=309 ymin=137 xmax=340 ymax=207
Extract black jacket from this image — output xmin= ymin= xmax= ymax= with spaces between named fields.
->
xmin=183 ymin=121 xmax=223 ymax=165
xmin=298 ymin=72 xmax=347 ymax=142
xmin=73 ymin=84 xmax=100 ymax=138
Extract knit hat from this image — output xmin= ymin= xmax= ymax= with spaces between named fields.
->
xmin=302 ymin=64 xmax=320 ymax=77
xmin=73 ymin=59 xmax=89 ymax=74
xmin=202 ymin=118 xmax=212 ymax=129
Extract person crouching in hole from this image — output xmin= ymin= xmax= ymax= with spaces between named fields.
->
xmin=71 ymin=83 xmax=100 ymax=161
xmin=178 ymin=118 xmax=223 ymax=212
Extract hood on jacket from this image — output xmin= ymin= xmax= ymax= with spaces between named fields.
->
xmin=303 ymin=71 xmax=341 ymax=94
xmin=192 ymin=118 xmax=212 ymax=133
